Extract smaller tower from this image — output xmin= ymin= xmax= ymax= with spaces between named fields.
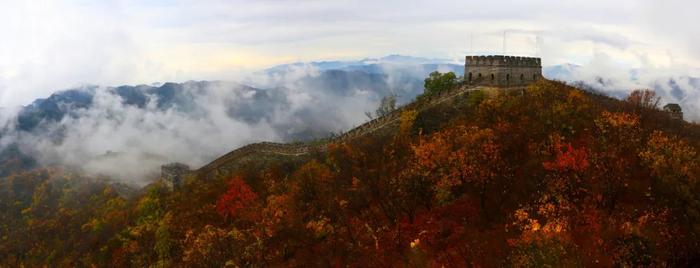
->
xmin=663 ymin=103 xmax=683 ymax=120
xmin=161 ymin=162 xmax=191 ymax=190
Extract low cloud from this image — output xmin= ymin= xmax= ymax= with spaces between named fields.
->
xmin=1 ymin=65 xmax=398 ymax=185
xmin=545 ymin=51 xmax=700 ymax=122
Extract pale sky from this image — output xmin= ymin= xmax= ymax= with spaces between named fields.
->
xmin=0 ymin=0 xmax=698 ymax=106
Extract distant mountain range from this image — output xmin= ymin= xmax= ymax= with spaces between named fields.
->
xmin=16 ymin=55 xmax=462 ymax=131
xmin=264 ymin=54 xmax=463 ymax=75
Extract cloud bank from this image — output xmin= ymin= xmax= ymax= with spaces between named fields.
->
xmin=544 ymin=52 xmax=700 ymax=122
xmin=1 ymin=61 xmax=435 ymax=184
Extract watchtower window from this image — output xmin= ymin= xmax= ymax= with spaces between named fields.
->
xmin=506 ymin=74 xmax=510 ymax=81
xmin=491 ymin=74 xmax=495 ymax=80
xmin=478 ymin=73 xmax=482 ymax=79
xmin=468 ymin=72 xmax=472 ymax=82
xmin=520 ymin=74 xmax=524 ymax=80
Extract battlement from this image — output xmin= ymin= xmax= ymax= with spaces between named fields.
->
xmin=464 ymin=55 xmax=542 ymax=87
xmin=465 ymin=55 xmax=541 ymax=67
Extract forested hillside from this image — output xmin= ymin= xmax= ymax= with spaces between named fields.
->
xmin=1 ymin=79 xmax=699 ymax=267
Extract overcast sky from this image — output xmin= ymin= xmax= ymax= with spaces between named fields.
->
xmin=0 ymin=0 xmax=698 ymax=106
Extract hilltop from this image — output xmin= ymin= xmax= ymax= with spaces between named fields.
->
xmin=185 ymin=79 xmax=700 ymax=267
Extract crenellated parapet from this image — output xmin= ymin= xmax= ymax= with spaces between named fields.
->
xmin=465 ymin=55 xmax=541 ymax=67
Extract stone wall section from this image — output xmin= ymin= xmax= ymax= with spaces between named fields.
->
xmin=195 ymin=83 xmax=503 ymax=176
xmin=196 ymin=55 xmax=543 ymax=177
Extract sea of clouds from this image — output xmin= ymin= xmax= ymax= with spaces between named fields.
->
xmin=0 ymin=62 xmax=434 ymax=184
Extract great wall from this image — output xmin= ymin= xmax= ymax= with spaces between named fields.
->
xmin=162 ymin=55 xmax=544 ymax=183
xmin=194 ymin=83 xmax=511 ymax=178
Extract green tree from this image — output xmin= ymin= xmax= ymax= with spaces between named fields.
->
xmin=423 ymin=71 xmax=457 ymax=97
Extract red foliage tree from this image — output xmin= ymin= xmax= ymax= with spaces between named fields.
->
xmin=215 ymin=177 xmax=258 ymax=220
xmin=543 ymin=139 xmax=589 ymax=173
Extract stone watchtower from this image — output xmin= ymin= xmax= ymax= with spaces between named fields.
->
xmin=663 ymin=103 xmax=683 ymax=120
xmin=161 ymin=162 xmax=191 ymax=190
xmin=464 ymin=55 xmax=542 ymax=87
